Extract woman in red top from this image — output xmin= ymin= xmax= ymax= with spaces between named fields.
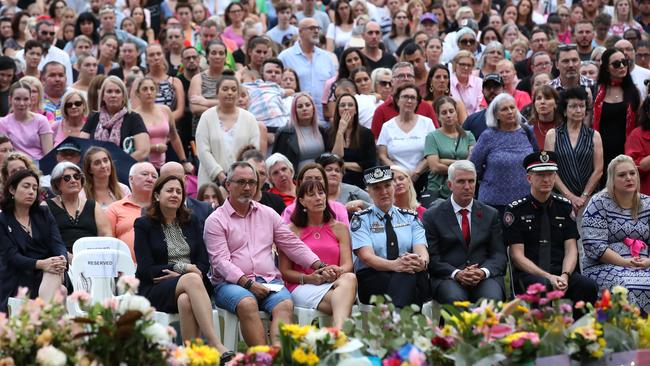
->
xmin=266 ymin=153 xmax=297 ymax=206
xmin=625 ymin=97 xmax=650 ymax=194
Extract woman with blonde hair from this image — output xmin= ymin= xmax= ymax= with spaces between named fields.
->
xmin=71 ymin=54 xmax=98 ymax=99
xmin=391 ymin=165 xmax=426 ymax=218
xmin=582 ymin=155 xmax=650 ymax=313
xmin=19 ymin=76 xmax=53 ymax=121
xmin=80 ymin=146 xmax=131 ymax=209
xmin=450 ymin=51 xmax=483 ymax=115
xmin=611 ymin=0 xmax=643 ymax=36
xmin=52 ymin=90 xmax=89 ymax=145
xmin=1 ymin=151 xmax=39 ymax=184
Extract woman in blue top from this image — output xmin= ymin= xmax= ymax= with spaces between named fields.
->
xmin=470 ymin=93 xmax=536 ymax=215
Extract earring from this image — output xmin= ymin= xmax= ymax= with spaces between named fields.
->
xmin=303 ymin=208 xmax=307 ymax=212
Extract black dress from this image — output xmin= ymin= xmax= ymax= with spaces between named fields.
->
xmin=600 ymin=102 xmax=627 ymax=181
xmin=46 ymin=199 xmax=98 ymax=253
xmin=325 ymin=126 xmax=377 ymax=189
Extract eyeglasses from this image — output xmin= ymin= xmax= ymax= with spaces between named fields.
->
xmin=567 ymin=103 xmax=586 ymax=109
xmin=534 ymin=61 xmax=552 ymax=68
xmin=232 ymin=179 xmax=258 ymax=187
xmin=558 ymin=43 xmax=577 ymax=51
xmin=456 ymin=62 xmax=473 ymax=69
xmin=399 ymin=95 xmax=417 ymax=101
xmin=40 ymin=31 xmax=55 ymax=36
xmin=379 ymin=80 xmax=392 ymax=87
xmin=62 ymin=173 xmax=82 ymax=182
xmin=459 ymin=38 xmax=476 ymax=46
xmin=610 ymin=59 xmax=629 ymax=68
xmin=301 ymin=25 xmax=321 ymax=32
xmin=65 ymin=100 xmax=83 ymax=108
xmin=393 ymin=73 xmax=415 ymax=80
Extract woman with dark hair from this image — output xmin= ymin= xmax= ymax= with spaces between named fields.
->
xmin=515 ymin=0 xmax=535 ymax=37
xmin=326 ymin=93 xmax=376 ymax=188
xmin=97 ymin=34 xmax=119 ymax=75
xmin=323 ymin=48 xmax=367 ymax=120
xmin=424 ymin=64 xmax=468 ymax=126
xmin=279 ymin=179 xmax=356 ymax=328
xmin=424 ymin=37 xmax=442 ymax=69
xmin=479 ymin=27 xmax=502 ymax=47
xmin=593 ymin=48 xmax=641 ymax=178
xmin=74 ymin=12 xmax=100 ymax=47
xmin=81 ymin=146 xmax=131 ymax=210
xmin=197 ymin=182 xmax=225 ymax=208
xmin=425 ymin=96 xmax=475 ymax=199
xmin=529 ymin=85 xmax=561 ymax=149
xmin=223 ymin=2 xmax=245 ymax=48
xmin=130 ymin=6 xmax=155 ymax=43
xmin=0 ymin=169 xmax=68 ymax=312
xmin=625 ymin=97 xmax=650 ymax=194
xmin=546 ymin=87 xmax=603 ymax=212
xmin=134 ymin=175 xmax=232 ymax=356
xmin=4 ymin=11 xmax=29 ymax=56
xmin=145 ymin=44 xmax=185 ymax=125
xmin=274 ymin=93 xmax=327 ymax=173
xmin=326 ymin=0 xmax=354 ymax=54
xmin=383 ymin=10 xmax=410 ymax=56
xmin=189 ymin=40 xmax=227 ymax=134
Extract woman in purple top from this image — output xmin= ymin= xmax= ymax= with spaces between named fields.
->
xmin=470 ymin=93 xmax=536 ymax=215
xmin=223 ymin=2 xmax=245 ymax=48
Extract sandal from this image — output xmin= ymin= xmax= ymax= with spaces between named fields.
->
xmin=220 ymin=350 xmax=236 ymax=366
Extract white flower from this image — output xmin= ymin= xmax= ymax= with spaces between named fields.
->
xmin=117 ymin=276 xmax=140 ymax=295
xmin=36 ymin=346 xmax=67 ymax=366
xmin=143 ymin=323 xmax=172 ymax=345
xmin=303 ymin=328 xmax=328 ymax=349
xmin=118 ymin=294 xmax=152 ymax=315
xmin=414 ymin=336 xmax=432 ymax=352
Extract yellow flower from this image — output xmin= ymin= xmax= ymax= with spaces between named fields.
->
xmin=35 ymin=329 xmax=52 ymax=346
xmin=185 ymin=343 xmax=220 ymax=366
xmin=333 ymin=332 xmax=348 ymax=348
xmin=516 ymin=306 xmax=529 ymax=314
xmin=453 ymin=301 xmax=471 ymax=308
xmin=247 ymin=345 xmax=271 ymax=354
xmin=292 ymin=348 xmax=319 ymax=366
xmin=282 ymin=324 xmax=314 ymax=340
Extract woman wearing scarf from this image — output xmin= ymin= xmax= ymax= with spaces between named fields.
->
xmin=80 ymin=76 xmax=150 ymax=162
xmin=592 ymin=48 xmax=640 ymax=183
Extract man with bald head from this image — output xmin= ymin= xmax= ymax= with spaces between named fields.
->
xmin=361 ymin=21 xmax=397 ymax=72
xmin=279 ymin=18 xmax=337 ymax=123
xmin=615 ymin=39 xmax=650 ymax=99
xmin=159 ymin=161 xmax=214 ymax=224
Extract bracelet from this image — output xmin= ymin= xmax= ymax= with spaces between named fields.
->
xmin=561 ymin=271 xmax=571 ymax=277
xmin=179 ymin=159 xmax=188 ymax=164
xmin=581 ymin=192 xmax=589 ymax=197
xmin=318 ymin=262 xmax=328 ymax=269
xmin=243 ymin=279 xmax=253 ymax=290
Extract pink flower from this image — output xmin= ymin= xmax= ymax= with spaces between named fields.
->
xmin=517 ymin=294 xmax=541 ymax=303
xmin=167 ymin=326 xmax=177 ymax=338
xmin=546 ymin=290 xmax=564 ymax=300
xmin=539 ymin=298 xmax=549 ymax=306
xmin=408 ymin=347 xmax=426 ymax=366
xmin=16 ymin=287 xmax=29 ymax=299
xmin=575 ymin=301 xmax=585 ymax=309
xmin=117 ymin=276 xmax=140 ymax=294
xmin=527 ymin=283 xmax=547 ymax=295
xmin=70 ymin=291 xmax=91 ymax=304
xmin=489 ymin=324 xmax=513 ymax=339
xmin=560 ymin=303 xmax=573 ymax=314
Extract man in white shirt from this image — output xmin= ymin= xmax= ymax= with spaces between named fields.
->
xmin=266 ymin=2 xmax=298 ymax=45
xmin=615 ymin=39 xmax=650 ymax=99
xmin=295 ymin=0 xmax=331 ymax=32
xmin=16 ymin=19 xmax=73 ymax=85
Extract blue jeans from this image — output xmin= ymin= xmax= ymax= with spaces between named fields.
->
xmin=214 ymin=277 xmax=291 ymax=314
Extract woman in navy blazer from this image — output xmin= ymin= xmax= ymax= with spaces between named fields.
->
xmin=0 ymin=169 xmax=68 ymax=312
xmin=134 ymin=175 xmax=231 ymax=356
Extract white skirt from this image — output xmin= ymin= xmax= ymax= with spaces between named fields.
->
xmin=291 ymin=283 xmax=334 ymax=309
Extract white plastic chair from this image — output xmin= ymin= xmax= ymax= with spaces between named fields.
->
xmin=68 ymin=249 xmax=136 ymax=315
xmin=217 ymin=306 xmax=270 ymax=350
xmin=72 ymin=237 xmax=131 ymax=257
xmin=7 ymin=297 xmax=24 ymax=316
xmin=153 ymin=309 xmax=223 ymax=342
xmin=293 ymin=306 xmax=332 ymax=326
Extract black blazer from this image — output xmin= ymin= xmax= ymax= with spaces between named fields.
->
xmin=423 ymin=198 xmax=507 ymax=294
xmin=186 ymin=197 xmax=213 ymax=224
xmin=272 ymin=125 xmax=327 ymax=176
xmin=0 ymin=206 xmax=67 ymax=311
xmin=133 ymin=215 xmax=211 ymax=290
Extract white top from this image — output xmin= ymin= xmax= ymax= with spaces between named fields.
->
xmin=16 ymin=45 xmax=74 ymax=85
xmin=630 ymin=64 xmax=650 ymax=100
xmin=326 ymin=24 xmax=353 ymax=49
xmin=448 ymin=196 xmax=491 ymax=279
xmin=355 ymin=94 xmax=379 ymax=129
xmin=377 ymin=114 xmax=436 ymax=173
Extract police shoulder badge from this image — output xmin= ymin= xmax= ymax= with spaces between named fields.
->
xmin=503 ymin=212 xmax=514 ymax=227
xmin=350 ymin=216 xmax=361 ymax=232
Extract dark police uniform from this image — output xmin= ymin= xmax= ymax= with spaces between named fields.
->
xmin=350 ymin=166 xmax=430 ymax=307
xmin=503 ymin=151 xmax=598 ymax=304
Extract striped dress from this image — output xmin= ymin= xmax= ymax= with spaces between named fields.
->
xmin=554 ymin=123 xmax=594 ymax=196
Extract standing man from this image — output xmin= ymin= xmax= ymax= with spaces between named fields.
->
xmin=0 ymin=55 xmax=15 ymax=117
xmin=515 ymin=29 xmax=549 ymax=79
xmin=278 ymin=18 xmax=337 ymax=123
xmin=177 ymin=46 xmax=201 ymax=157
xmin=574 ymin=20 xmax=595 ymax=61
xmin=424 ymin=160 xmax=506 ymax=304
xmin=267 ymin=2 xmax=298 ymax=45
xmin=295 ymin=0 xmax=330 ymax=32
xmin=515 ymin=51 xmax=553 ymax=96
xmin=97 ymin=5 xmax=147 ymax=52
xmin=637 ymin=0 xmax=650 ymax=33
xmin=361 ymin=22 xmax=397 ymax=72
xmin=41 ymin=61 xmax=68 ymax=124
xmin=504 ymin=151 xmax=598 ymax=304
xmin=549 ymin=45 xmax=596 ymax=94
xmin=463 ymin=74 xmax=504 ymax=142
xmin=205 ymin=161 xmax=326 ymax=346
xmin=16 ymin=19 xmax=73 ymax=85
xmin=593 ymin=13 xmax=612 ymax=48
xmin=400 ymin=43 xmax=428 ymax=95
xmin=615 ymin=39 xmax=650 ymax=99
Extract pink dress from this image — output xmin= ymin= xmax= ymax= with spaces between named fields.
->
xmin=145 ymin=111 xmax=170 ymax=169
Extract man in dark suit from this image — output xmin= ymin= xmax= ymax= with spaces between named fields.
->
xmin=159 ymin=162 xmax=213 ymax=224
xmin=423 ymin=160 xmax=507 ymax=303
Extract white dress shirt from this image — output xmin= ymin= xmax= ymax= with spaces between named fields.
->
xmin=449 ymin=195 xmax=490 ymax=280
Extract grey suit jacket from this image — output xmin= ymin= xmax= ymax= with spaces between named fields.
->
xmin=423 ymin=198 xmax=507 ymax=293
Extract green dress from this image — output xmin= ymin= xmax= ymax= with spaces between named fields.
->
xmin=424 ymin=129 xmax=476 ymax=198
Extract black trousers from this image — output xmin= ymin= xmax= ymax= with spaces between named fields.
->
xmin=356 ymin=268 xmax=431 ymax=308
xmin=513 ymin=272 xmax=599 ymax=304
xmin=434 ymin=277 xmax=505 ymax=304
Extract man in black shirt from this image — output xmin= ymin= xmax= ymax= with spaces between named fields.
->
xmin=0 ymin=56 xmax=15 ymax=117
xmin=361 ymin=22 xmax=396 ymax=72
xmin=176 ymin=47 xmax=201 ymax=159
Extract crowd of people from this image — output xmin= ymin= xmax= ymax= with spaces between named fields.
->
xmin=2 ymin=0 xmax=650 ymax=361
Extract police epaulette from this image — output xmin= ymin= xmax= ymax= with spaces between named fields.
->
xmin=551 ymin=193 xmax=572 ymax=204
xmin=508 ymin=196 xmax=528 ymax=208
xmin=397 ymin=207 xmax=418 ymax=216
xmin=353 ymin=208 xmax=373 ymax=217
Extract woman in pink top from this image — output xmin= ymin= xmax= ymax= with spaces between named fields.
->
xmin=223 ymin=2 xmax=245 ymax=48
xmin=52 ymin=91 xmax=88 ymax=145
xmin=279 ymin=180 xmax=356 ymax=329
xmin=133 ymin=77 xmax=193 ymax=172
xmin=0 ymin=82 xmax=52 ymax=160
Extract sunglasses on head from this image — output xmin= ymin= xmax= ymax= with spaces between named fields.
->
xmin=62 ymin=173 xmax=82 ymax=182
xmin=65 ymin=100 xmax=83 ymax=108
xmin=610 ymin=59 xmax=629 ymax=68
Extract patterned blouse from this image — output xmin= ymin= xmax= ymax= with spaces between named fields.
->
xmin=162 ymin=222 xmax=191 ymax=274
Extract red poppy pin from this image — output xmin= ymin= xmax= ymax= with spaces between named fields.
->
xmin=476 ymin=210 xmax=483 ymax=219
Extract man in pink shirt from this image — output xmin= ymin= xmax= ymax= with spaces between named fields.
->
xmin=205 ymin=161 xmax=326 ymax=346
xmin=370 ymin=62 xmax=437 ymax=139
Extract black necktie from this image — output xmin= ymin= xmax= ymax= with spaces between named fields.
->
xmin=539 ymin=201 xmax=552 ymax=272
xmin=385 ymin=213 xmax=399 ymax=260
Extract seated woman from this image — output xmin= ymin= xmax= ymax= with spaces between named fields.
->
xmin=81 ymin=147 xmax=131 ymax=210
xmin=45 ymin=161 xmax=112 ymax=260
xmin=281 ymin=163 xmax=350 ymax=226
xmin=134 ymin=175 xmax=233 ymax=358
xmin=197 ymin=182 xmax=226 ymax=208
xmin=582 ymin=155 xmax=650 ymax=313
xmin=351 ymin=165 xmax=430 ymax=307
xmin=266 ymin=153 xmax=298 ymax=206
xmin=0 ymin=169 xmax=68 ymax=312
xmin=315 ymin=153 xmax=372 ymax=214
xmin=391 ymin=165 xmax=427 ymax=218
xmin=279 ymin=180 xmax=357 ymax=328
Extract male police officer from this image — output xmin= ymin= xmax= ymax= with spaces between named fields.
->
xmin=351 ymin=165 xmax=430 ymax=307
xmin=504 ymin=151 xmax=598 ymax=304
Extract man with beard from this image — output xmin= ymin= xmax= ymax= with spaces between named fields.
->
xmin=574 ymin=20 xmax=595 ymax=61
xmin=279 ymin=18 xmax=336 ymax=123
xmin=205 ymin=161 xmax=324 ymax=347
xmin=549 ymin=45 xmax=595 ymax=96
xmin=16 ymin=19 xmax=73 ymax=85
xmin=0 ymin=56 xmax=15 ymax=117
xmin=636 ymin=0 xmax=650 ymax=33
xmin=463 ymin=74 xmax=504 ymax=139
xmin=615 ymin=39 xmax=650 ymax=99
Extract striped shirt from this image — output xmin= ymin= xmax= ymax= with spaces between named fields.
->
xmin=554 ymin=123 xmax=595 ymax=196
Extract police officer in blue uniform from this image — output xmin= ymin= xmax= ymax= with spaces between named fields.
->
xmin=350 ymin=165 xmax=430 ymax=307
xmin=504 ymin=151 xmax=598 ymax=304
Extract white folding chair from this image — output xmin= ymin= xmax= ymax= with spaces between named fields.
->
xmin=293 ymin=306 xmax=332 ymax=326
xmin=7 ymin=297 xmax=24 ymax=316
xmin=72 ymin=237 xmax=131 ymax=257
xmin=68 ymin=249 xmax=136 ymax=315
xmin=217 ymin=307 xmax=270 ymax=350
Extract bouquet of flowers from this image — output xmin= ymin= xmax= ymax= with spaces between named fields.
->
xmin=227 ymin=345 xmax=279 ymax=366
xmin=584 ymin=286 xmax=640 ymax=352
xmin=566 ymin=319 xmax=607 ymax=361
xmin=278 ymin=324 xmax=349 ymax=366
xmin=500 ymin=331 xmax=540 ymax=364
xmin=168 ymin=340 xmax=222 ymax=366
xmin=382 ymin=343 xmax=428 ymax=366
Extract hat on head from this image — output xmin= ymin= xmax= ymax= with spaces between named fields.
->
xmin=483 ymin=73 xmax=504 ymax=86
xmin=523 ymin=151 xmax=558 ymax=172
xmin=420 ymin=13 xmax=438 ymax=24
xmin=364 ymin=165 xmax=393 ymax=185
xmin=56 ymin=141 xmax=81 ymax=154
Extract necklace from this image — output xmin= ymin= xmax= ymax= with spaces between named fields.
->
xmin=17 ymin=216 xmax=31 ymax=236
xmin=536 ymin=120 xmax=554 ymax=138
xmin=60 ymin=197 xmax=81 ymax=226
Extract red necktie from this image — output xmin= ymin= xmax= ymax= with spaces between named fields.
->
xmin=460 ymin=209 xmax=470 ymax=245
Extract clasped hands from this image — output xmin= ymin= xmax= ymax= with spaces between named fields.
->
xmin=454 ymin=264 xmax=486 ymax=287
xmin=41 ymin=255 xmax=67 ymax=274
xmin=626 ymin=256 xmax=650 ymax=269
xmin=394 ymin=253 xmax=427 ymax=273
xmin=306 ymin=265 xmax=345 ymax=285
